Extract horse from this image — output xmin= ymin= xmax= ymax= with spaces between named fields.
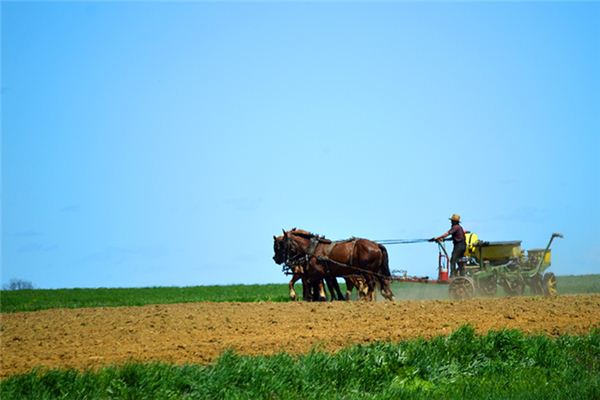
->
xmin=273 ymin=228 xmax=395 ymax=301
xmin=275 ymin=235 xmax=365 ymax=301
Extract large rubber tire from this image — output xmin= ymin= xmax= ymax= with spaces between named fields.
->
xmin=449 ymin=277 xmax=475 ymax=300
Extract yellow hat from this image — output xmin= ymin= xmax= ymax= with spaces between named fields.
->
xmin=449 ymin=214 xmax=461 ymax=222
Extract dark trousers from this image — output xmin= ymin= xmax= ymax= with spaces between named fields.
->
xmin=450 ymin=241 xmax=466 ymax=277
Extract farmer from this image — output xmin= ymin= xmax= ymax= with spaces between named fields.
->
xmin=430 ymin=214 xmax=466 ymax=277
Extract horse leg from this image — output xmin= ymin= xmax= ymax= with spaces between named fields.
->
xmin=302 ymin=276 xmax=312 ymax=301
xmin=344 ymin=277 xmax=354 ymax=300
xmin=359 ymin=281 xmax=368 ymax=300
xmin=315 ymin=280 xmax=327 ymax=301
xmin=304 ymin=258 xmax=327 ymax=301
xmin=375 ymin=269 xmax=395 ymax=301
xmin=332 ymin=278 xmax=345 ymax=300
xmin=308 ymin=279 xmax=318 ymax=302
xmin=324 ymin=277 xmax=335 ymax=301
xmin=364 ymin=275 xmax=376 ymax=301
xmin=356 ymin=277 xmax=369 ymax=301
xmin=380 ymin=278 xmax=395 ymax=301
xmin=289 ymin=273 xmax=300 ymax=301
xmin=325 ymin=277 xmax=344 ymax=301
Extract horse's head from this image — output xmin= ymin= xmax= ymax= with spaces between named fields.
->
xmin=273 ymin=228 xmax=308 ymax=265
xmin=272 ymin=231 xmax=287 ymax=264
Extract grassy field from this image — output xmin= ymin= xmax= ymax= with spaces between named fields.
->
xmin=1 ymin=275 xmax=599 ymax=313
xmin=2 ymin=279 xmax=599 ymax=398
xmin=0 ymin=284 xmax=290 ymax=313
xmin=553 ymin=274 xmax=600 ymax=294
xmin=1 ymin=325 xmax=598 ymax=399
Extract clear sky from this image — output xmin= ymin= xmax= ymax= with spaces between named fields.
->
xmin=2 ymin=1 xmax=599 ymax=289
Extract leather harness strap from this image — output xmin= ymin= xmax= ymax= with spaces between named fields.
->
xmin=293 ymin=234 xmax=363 ymax=274
xmin=324 ymin=241 xmax=336 ymax=258
xmin=318 ymin=238 xmax=357 ymax=266
xmin=306 ymin=237 xmax=320 ymax=258
xmin=351 ymin=239 xmax=358 ymax=266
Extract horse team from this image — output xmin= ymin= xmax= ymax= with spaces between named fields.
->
xmin=273 ymin=228 xmax=395 ymax=301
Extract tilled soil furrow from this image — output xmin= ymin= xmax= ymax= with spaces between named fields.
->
xmin=2 ymin=295 xmax=599 ymax=377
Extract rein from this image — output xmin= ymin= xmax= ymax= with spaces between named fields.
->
xmin=282 ymin=235 xmax=320 ymax=273
xmin=315 ymin=255 xmax=392 ymax=280
xmin=375 ymin=238 xmax=430 ymax=245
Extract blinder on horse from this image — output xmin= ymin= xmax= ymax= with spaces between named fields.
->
xmin=273 ymin=233 xmax=304 ymax=274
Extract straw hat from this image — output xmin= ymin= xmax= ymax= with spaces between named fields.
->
xmin=449 ymin=214 xmax=461 ymax=222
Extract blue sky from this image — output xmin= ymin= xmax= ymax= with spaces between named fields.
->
xmin=2 ymin=2 xmax=599 ymax=289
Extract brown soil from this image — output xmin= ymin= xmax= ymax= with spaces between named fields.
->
xmin=2 ymin=294 xmax=599 ymax=377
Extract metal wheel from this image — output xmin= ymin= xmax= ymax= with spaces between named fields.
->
xmin=449 ymin=277 xmax=475 ymax=300
xmin=477 ymin=277 xmax=497 ymax=297
xmin=543 ymin=272 xmax=558 ymax=296
xmin=502 ymin=278 xmax=525 ymax=296
xmin=529 ymin=274 xmax=544 ymax=295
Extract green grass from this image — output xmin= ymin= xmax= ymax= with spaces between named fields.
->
xmin=2 ymin=275 xmax=599 ymax=313
xmin=1 ymin=326 xmax=599 ymax=399
xmin=555 ymin=274 xmax=600 ymax=294
xmin=0 ymin=284 xmax=289 ymax=313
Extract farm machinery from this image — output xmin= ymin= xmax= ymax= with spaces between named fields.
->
xmin=389 ymin=232 xmax=563 ymax=300
xmin=446 ymin=232 xmax=563 ymax=300
xmin=275 ymin=228 xmax=563 ymax=301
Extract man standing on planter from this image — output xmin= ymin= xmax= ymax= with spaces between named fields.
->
xmin=430 ymin=214 xmax=466 ymax=278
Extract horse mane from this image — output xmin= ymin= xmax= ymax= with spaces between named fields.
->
xmin=289 ymin=228 xmax=332 ymax=244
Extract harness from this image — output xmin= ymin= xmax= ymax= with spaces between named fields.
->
xmin=283 ymin=236 xmax=322 ymax=272
xmin=282 ymin=234 xmax=390 ymax=279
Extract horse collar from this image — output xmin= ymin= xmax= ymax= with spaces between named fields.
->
xmin=307 ymin=237 xmax=320 ymax=257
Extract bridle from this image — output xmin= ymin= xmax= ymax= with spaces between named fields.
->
xmin=282 ymin=236 xmax=304 ymax=270
xmin=279 ymin=233 xmax=319 ymax=275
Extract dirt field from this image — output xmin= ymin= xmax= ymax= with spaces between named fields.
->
xmin=2 ymin=294 xmax=600 ymax=377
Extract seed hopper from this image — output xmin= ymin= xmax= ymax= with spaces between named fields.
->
xmin=447 ymin=233 xmax=563 ymax=300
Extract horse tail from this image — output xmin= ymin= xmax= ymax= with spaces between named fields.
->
xmin=378 ymin=244 xmax=391 ymax=277
xmin=377 ymin=244 xmax=395 ymax=301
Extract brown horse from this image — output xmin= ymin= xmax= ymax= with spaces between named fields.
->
xmin=275 ymin=235 xmax=362 ymax=301
xmin=273 ymin=228 xmax=395 ymax=301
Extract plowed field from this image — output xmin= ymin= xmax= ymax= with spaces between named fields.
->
xmin=2 ymin=294 xmax=599 ymax=377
